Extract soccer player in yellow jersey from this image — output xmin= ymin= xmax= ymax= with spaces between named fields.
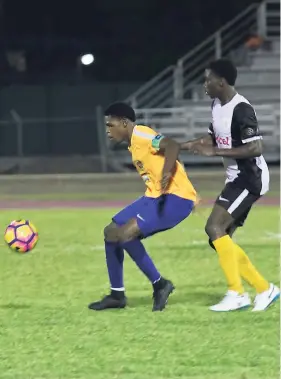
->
xmin=89 ymin=102 xmax=197 ymax=312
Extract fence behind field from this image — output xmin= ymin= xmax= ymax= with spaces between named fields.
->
xmin=0 ymin=102 xmax=279 ymax=174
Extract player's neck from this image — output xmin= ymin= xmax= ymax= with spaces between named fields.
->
xmin=126 ymin=123 xmax=135 ymax=146
xmin=218 ymin=88 xmax=237 ymax=105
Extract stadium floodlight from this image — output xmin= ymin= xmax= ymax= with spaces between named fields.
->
xmin=80 ymin=54 xmax=95 ymax=66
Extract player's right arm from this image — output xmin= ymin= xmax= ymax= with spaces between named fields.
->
xmin=181 ymin=99 xmax=217 ymax=151
xmin=152 ymin=135 xmax=180 ymax=192
xmin=180 ymin=124 xmax=215 ymax=151
xmin=180 ymin=135 xmax=214 ymax=151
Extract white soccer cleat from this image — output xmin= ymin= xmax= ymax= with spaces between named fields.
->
xmin=209 ymin=290 xmax=251 ymax=312
xmin=252 ymin=283 xmax=280 ymax=312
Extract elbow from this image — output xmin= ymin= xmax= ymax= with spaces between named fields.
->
xmin=256 ymin=146 xmax=263 ymax=156
xmin=253 ymin=140 xmax=263 ymax=156
xmin=246 ymin=140 xmax=262 ymax=157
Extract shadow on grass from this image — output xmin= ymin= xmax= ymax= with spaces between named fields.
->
xmin=128 ymin=289 xmax=222 ymax=308
xmin=0 ymin=303 xmax=31 ymax=310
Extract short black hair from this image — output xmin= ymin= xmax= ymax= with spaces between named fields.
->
xmin=208 ymin=59 xmax=237 ymax=86
xmin=104 ymin=102 xmax=136 ymax=122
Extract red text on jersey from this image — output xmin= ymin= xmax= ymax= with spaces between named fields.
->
xmin=216 ymin=136 xmax=230 ymax=146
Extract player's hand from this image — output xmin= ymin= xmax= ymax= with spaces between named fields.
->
xmin=160 ymin=172 xmax=172 ymax=193
xmin=158 ymin=172 xmax=172 ymax=216
xmin=193 ymin=144 xmax=216 ymax=157
xmin=158 ymin=194 xmax=166 ymax=216
xmin=192 ymin=194 xmax=202 ymax=214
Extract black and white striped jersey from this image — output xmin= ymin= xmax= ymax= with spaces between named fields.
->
xmin=208 ymin=93 xmax=269 ymax=196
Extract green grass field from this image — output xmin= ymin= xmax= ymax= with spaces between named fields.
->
xmin=0 ymin=206 xmax=279 ymax=379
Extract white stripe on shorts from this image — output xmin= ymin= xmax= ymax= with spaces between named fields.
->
xmin=227 ymin=189 xmax=249 ymax=214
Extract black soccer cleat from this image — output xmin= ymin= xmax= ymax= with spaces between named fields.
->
xmin=88 ymin=294 xmax=127 ymax=311
xmin=152 ymin=279 xmax=175 ymax=312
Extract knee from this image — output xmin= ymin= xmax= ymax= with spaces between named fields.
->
xmin=208 ymin=238 xmax=216 ymax=251
xmin=205 ymin=221 xmax=224 ymax=241
xmin=204 ymin=221 xmax=213 ymax=238
xmin=103 ymin=223 xmax=131 ymax=243
xmin=104 ymin=223 xmax=119 ymax=243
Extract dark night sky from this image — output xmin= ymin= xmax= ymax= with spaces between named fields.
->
xmin=0 ymin=0 xmax=261 ymax=81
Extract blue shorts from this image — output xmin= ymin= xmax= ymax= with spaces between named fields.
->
xmin=112 ymin=194 xmax=194 ymax=238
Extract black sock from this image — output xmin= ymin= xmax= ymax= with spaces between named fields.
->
xmin=111 ymin=290 xmax=125 ymax=300
xmin=153 ymin=277 xmax=166 ymax=291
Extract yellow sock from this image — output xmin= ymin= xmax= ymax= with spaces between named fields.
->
xmin=234 ymin=243 xmax=270 ymax=293
xmin=213 ymin=235 xmax=244 ymax=294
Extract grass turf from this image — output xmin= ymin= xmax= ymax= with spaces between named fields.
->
xmin=0 ymin=206 xmax=279 ymax=379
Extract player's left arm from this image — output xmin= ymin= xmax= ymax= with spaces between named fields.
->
xmin=194 ymin=103 xmax=262 ymax=158
xmin=151 ymin=134 xmax=180 ymax=191
xmin=215 ymin=139 xmax=262 ymax=159
xmin=215 ymin=103 xmax=262 ymax=159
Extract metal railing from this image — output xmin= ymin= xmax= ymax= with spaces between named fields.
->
xmin=126 ymin=0 xmax=280 ymax=109
xmin=114 ymin=104 xmax=280 ymax=164
xmin=263 ymin=0 xmax=281 ymax=37
xmin=174 ymin=4 xmax=258 ymax=101
xmin=0 ymin=107 xmax=110 ymax=172
xmin=0 ymin=103 xmax=279 ymax=174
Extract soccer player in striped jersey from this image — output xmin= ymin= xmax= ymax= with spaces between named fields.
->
xmin=181 ymin=59 xmax=279 ymax=312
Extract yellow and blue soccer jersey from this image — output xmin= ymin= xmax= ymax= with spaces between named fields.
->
xmin=128 ymin=125 xmax=197 ymax=202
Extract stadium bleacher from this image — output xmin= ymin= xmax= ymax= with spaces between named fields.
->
xmin=190 ymin=39 xmax=280 ymax=104
xmin=120 ymin=0 xmax=280 ymax=166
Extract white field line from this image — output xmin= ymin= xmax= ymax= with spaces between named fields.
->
xmin=90 ymin=232 xmax=280 ymax=251
xmin=0 ymin=231 xmax=278 ymax=251
xmin=264 ymin=232 xmax=281 ymax=240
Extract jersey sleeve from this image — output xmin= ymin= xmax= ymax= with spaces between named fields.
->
xmin=151 ymin=133 xmax=165 ymax=153
xmin=132 ymin=126 xmax=161 ymax=153
xmin=208 ymin=100 xmax=216 ymax=144
xmin=208 ymin=123 xmax=214 ymax=135
xmin=207 ymin=123 xmax=216 ymax=145
xmin=233 ymin=102 xmax=262 ymax=144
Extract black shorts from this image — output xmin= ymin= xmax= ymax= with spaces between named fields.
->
xmin=215 ymin=182 xmax=260 ymax=227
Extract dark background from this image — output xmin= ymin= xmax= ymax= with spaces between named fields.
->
xmin=0 ymin=0 xmax=266 ymax=157
xmin=0 ymin=0 xmax=261 ymax=82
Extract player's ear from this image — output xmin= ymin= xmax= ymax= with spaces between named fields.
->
xmin=122 ymin=118 xmax=127 ymax=127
